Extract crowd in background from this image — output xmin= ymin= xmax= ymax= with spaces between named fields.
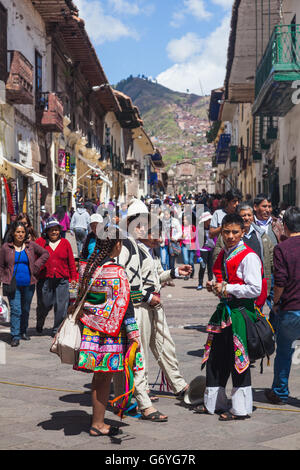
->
xmin=0 ymin=186 xmax=299 ymax=419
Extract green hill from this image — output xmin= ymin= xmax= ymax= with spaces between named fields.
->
xmin=113 ymin=76 xmax=214 ymax=168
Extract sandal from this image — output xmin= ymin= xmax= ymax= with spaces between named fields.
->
xmin=141 ymin=410 xmax=168 ymax=422
xmin=193 ymin=406 xmax=210 ymax=415
xmin=89 ymin=426 xmax=122 ymax=437
xmin=218 ymin=411 xmax=250 ymax=422
xmin=148 ymin=391 xmax=159 ymax=403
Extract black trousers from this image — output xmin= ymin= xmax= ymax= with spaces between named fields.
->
xmin=206 ymin=326 xmax=251 ymax=389
xmin=198 ymin=250 xmax=214 ymax=285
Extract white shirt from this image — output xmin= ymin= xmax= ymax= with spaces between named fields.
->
xmin=224 ymin=242 xmax=262 ymax=299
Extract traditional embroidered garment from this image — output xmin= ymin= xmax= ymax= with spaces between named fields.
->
xmin=80 ymin=262 xmax=131 ymax=337
xmin=202 ymin=243 xmax=261 ymax=374
xmin=213 ymin=241 xmax=267 ymax=309
xmin=76 ymin=260 xmax=141 ymax=374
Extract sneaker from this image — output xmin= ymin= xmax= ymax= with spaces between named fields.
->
xmin=264 ymin=388 xmax=286 ymax=405
xmin=197 ymin=285 xmax=203 ymax=290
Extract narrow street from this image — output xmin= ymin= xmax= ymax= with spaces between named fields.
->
xmin=1 ymin=237 xmax=300 ymax=451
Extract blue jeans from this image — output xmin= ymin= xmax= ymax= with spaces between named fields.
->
xmin=160 ymin=246 xmax=170 ymax=271
xmin=181 ymin=245 xmax=195 ymax=267
xmin=9 ymin=285 xmax=35 ymax=340
xmin=272 ymin=309 xmax=300 ymax=401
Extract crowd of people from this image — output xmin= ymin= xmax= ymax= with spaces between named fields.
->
xmin=0 ymin=188 xmax=299 ymax=435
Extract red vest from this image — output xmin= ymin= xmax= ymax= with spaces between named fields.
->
xmin=213 ymin=243 xmax=267 ymax=309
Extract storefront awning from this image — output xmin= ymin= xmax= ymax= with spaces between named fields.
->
xmin=2 ymin=157 xmax=48 ymax=188
xmin=77 ymin=154 xmax=112 ymax=187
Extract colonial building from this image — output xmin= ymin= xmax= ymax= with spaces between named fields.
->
xmin=0 ymin=0 xmax=161 ymax=239
xmin=211 ymin=0 xmax=300 ymax=206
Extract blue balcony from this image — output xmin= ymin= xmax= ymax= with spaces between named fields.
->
xmin=216 ymin=133 xmax=231 ymax=164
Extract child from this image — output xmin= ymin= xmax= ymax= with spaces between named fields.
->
xmin=73 ymin=225 xmax=141 ymax=436
xmin=199 ymin=214 xmax=263 ymax=421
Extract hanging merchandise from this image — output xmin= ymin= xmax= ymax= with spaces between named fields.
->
xmin=3 ymin=176 xmax=14 ymax=215
xmin=65 ymin=152 xmax=70 ymax=173
xmin=58 ymin=149 xmax=66 ymax=169
xmin=10 ymin=179 xmax=19 ymax=216
xmin=1 ymin=177 xmax=7 ymax=240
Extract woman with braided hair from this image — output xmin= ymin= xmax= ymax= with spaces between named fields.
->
xmin=73 ymin=226 xmax=142 ymax=437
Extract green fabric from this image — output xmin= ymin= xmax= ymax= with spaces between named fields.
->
xmin=207 ymin=298 xmax=257 ymax=373
xmin=86 ymin=292 xmax=107 ymax=305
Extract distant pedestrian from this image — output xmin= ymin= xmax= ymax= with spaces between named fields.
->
xmin=70 ymin=203 xmax=91 ymax=256
xmin=35 ymin=218 xmax=77 ymax=336
xmin=265 ymin=207 xmax=300 ymax=405
xmin=53 ymin=206 xmax=70 ymax=238
xmin=81 ymin=213 xmax=103 ymax=260
xmin=16 ymin=213 xmax=37 ymax=241
xmin=0 ymin=221 xmax=49 ymax=346
xmin=196 ymin=211 xmax=216 ymax=291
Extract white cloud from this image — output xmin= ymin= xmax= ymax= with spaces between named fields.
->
xmin=167 ymin=33 xmax=204 ymax=63
xmin=108 ymin=0 xmax=140 ymax=15
xmin=171 ymin=0 xmax=211 ymax=27
xmin=211 ymin=0 xmax=234 ymax=9
xmin=157 ymin=14 xmax=231 ymax=95
xmin=184 ymin=0 xmax=212 ymax=20
xmin=76 ymin=0 xmax=139 ymax=44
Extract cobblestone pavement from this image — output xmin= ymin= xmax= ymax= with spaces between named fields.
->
xmin=1 ymin=234 xmax=300 ymax=451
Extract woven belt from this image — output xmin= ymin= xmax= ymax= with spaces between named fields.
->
xmin=130 ymin=290 xmax=143 ymax=304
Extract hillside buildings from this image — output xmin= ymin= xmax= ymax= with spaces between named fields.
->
xmin=0 ymin=0 xmax=162 ymax=238
xmin=210 ymin=0 xmax=300 ymax=207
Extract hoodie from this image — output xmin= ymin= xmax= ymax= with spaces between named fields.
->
xmin=70 ymin=208 xmax=90 ymax=230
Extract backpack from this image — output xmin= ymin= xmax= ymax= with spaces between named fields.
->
xmin=239 ymin=307 xmax=275 ymax=372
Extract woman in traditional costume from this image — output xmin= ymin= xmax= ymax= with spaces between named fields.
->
xmin=73 ymin=225 xmax=142 ymax=436
xmin=199 ymin=214 xmax=263 ymax=421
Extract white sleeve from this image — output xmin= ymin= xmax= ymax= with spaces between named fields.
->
xmin=226 ymin=253 xmax=262 ymax=299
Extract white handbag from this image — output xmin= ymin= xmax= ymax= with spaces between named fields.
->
xmin=50 ymin=301 xmax=83 ymax=365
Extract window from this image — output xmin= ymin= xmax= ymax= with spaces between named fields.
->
xmin=35 ymin=51 xmax=42 ymax=97
xmin=0 ymin=3 xmax=7 ymax=82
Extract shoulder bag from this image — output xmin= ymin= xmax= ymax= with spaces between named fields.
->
xmin=239 ymin=307 xmax=275 ymax=372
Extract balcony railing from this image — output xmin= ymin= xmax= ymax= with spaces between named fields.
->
xmin=5 ymin=51 xmax=33 ymax=104
xmin=36 ymin=92 xmax=64 ymax=133
xmin=253 ymin=24 xmax=300 ymax=116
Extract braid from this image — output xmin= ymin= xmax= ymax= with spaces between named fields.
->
xmin=70 ymin=233 xmax=118 ymax=314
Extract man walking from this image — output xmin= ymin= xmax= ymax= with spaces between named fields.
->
xmin=265 ymin=207 xmax=300 ymax=405
xmin=70 ymin=203 xmax=90 ymax=256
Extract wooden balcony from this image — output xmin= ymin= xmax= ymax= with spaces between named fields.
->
xmin=36 ymin=92 xmax=64 ymax=133
xmin=253 ymin=24 xmax=300 ymax=116
xmin=5 ymin=51 xmax=33 ymax=104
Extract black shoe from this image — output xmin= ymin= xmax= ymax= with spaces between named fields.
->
xmin=21 ymin=333 xmax=31 ymax=341
xmin=264 ymin=388 xmax=286 ymax=405
xmin=11 ymin=339 xmax=20 ymax=347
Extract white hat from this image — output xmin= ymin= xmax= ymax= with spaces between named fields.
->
xmin=90 ymin=213 xmax=103 ymax=224
xmin=199 ymin=211 xmax=212 ymax=224
xmin=183 ymin=375 xmax=206 ymax=406
xmin=127 ymin=198 xmax=149 ymax=218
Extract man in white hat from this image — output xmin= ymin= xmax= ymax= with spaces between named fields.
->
xmin=114 ymin=199 xmax=169 ymax=422
xmin=135 ymin=216 xmax=191 ymax=409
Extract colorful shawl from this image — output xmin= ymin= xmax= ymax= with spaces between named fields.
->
xmin=202 ymin=298 xmax=257 ymax=374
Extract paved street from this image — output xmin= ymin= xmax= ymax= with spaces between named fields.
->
xmin=1 ymin=235 xmax=300 ymax=451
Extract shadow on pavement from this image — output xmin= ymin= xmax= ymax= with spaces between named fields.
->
xmin=253 ymin=388 xmax=300 ymax=408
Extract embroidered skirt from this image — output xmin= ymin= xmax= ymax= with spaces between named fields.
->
xmin=75 ymin=325 xmax=143 ymax=373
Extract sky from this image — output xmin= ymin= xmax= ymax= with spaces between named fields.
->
xmin=75 ymin=0 xmax=234 ymax=95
